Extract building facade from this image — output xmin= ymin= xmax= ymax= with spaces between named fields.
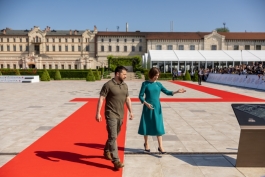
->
xmin=0 ymin=26 xmax=265 ymax=70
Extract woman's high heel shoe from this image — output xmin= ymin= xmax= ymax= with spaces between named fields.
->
xmin=158 ymin=147 xmax=166 ymax=154
xmin=144 ymin=143 xmax=150 ymax=152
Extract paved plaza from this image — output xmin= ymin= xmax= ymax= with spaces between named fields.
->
xmin=0 ymin=80 xmax=265 ymax=177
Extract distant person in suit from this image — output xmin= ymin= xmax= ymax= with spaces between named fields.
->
xmin=172 ymin=69 xmax=177 ymax=81
xmin=198 ymin=68 xmax=203 ymax=85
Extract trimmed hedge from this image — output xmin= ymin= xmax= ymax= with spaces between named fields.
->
xmin=183 ymin=71 xmax=191 ymax=81
xmin=86 ymin=69 xmax=95 ymax=81
xmin=0 ymin=71 xmax=2 ymax=76
xmin=0 ymin=69 xmax=23 ymax=75
xmin=54 ymin=69 xmax=62 ymax=80
xmin=41 ymin=69 xmax=50 ymax=81
xmin=0 ymin=69 xmax=102 ymax=80
xmin=94 ymin=69 xmax=101 ymax=80
xmin=192 ymin=71 xmax=199 ymax=82
xmin=107 ymin=55 xmax=143 ymax=72
xmin=15 ymin=69 xmax=20 ymax=75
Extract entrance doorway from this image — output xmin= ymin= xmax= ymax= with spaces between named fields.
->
xmin=28 ymin=64 xmax=36 ymax=69
xmin=34 ymin=45 xmax=40 ymax=55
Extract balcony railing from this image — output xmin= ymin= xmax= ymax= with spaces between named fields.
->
xmin=31 ymin=39 xmax=42 ymax=43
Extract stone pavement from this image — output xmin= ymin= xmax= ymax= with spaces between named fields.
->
xmin=0 ymin=80 xmax=265 ymax=177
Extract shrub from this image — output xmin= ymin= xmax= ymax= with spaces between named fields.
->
xmin=41 ymin=69 xmax=50 ymax=81
xmin=94 ymin=69 xmax=101 ymax=80
xmin=15 ymin=69 xmax=20 ymax=75
xmin=86 ymin=69 xmax=95 ymax=81
xmin=193 ymin=70 xmax=198 ymax=82
xmin=183 ymin=71 xmax=191 ymax=81
xmin=135 ymin=71 xmax=142 ymax=79
xmin=54 ymin=69 xmax=62 ymax=80
xmin=101 ymin=67 xmax=104 ymax=76
xmin=19 ymin=69 xmax=38 ymax=75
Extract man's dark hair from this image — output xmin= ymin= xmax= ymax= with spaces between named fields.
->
xmin=148 ymin=67 xmax=160 ymax=79
xmin=114 ymin=66 xmax=127 ymax=75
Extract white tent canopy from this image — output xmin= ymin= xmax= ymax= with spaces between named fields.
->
xmin=148 ymin=50 xmax=264 ymax=62
xmin=174 ymin=50 xmax=205 ymax=61
xmin=248 ymin=50 xmax=265 ymax=60
xmin=148 ymin=50 xmax=179 ymax=61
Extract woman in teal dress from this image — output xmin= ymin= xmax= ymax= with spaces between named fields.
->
xmin=138 ymin=67 xmax=186 ymax=154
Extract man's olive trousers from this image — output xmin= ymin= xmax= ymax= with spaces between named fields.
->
xmin=104 ymin=117 xmax=123 ymax=162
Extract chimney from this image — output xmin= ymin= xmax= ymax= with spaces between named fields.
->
xmin=126 ymin=23 xmax=128 ymax=32
xmin=45 ymin=26 xmax=50 ymax=32
xmin=74 ymin=30 xmax=77 ymax=35
xmin=3 ymin=29 xmax=6 ymax=35
xmin=69 ymin=30 xmax=72 ymax=35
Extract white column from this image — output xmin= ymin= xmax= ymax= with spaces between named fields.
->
xmin=226 ymin=61 xmax=228 ymax=68
xmin=177 ymin=61 xmax=179 ymax=71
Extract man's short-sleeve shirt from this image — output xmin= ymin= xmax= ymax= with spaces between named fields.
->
xmin=100 ymin=78 xmax=129 ymax=119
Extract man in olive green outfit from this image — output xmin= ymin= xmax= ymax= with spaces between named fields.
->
xmin=96 ymin=66 xmax=133 ymax=170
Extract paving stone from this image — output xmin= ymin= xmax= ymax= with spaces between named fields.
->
xmin=35 ymin=126 xmax=54 ymax=131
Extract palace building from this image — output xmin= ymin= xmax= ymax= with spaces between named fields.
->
xmin=0 ymin=26 xmax=265 ymax=71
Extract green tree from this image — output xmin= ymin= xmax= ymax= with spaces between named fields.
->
xmin=216 ymin=27 xmax=230 ymax=32
xmin=193 ymin=70 xmax=199 ymax=82
xmin=41 ymin=69 xmax=50 ymax=81
xmin=183 ymin=71 xmax=191 ymax=81
xmin=54 ymin=69 xmax=61 ymax=80
xmin=86 ymin=69 xmax=95 ymax=81
xmin=94 ymin=69 xmax=101 ymax=80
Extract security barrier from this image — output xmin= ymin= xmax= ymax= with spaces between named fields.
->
xmin=0 ymin=75 xmax=40 ymax=83
xmin=206 ymin=73 xmax=265 ymax=91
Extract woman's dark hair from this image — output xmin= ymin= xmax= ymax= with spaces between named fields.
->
xmin=115 ymin=66 xmax=127 ymax=75
xmin=148 ymin=67 xmax=160 ymax=79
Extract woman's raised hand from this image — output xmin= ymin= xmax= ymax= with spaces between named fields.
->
xmin=173 ymin=88 xmax=186 ymax=95
xmin=177 ymin=88 xmax=186 ymax=93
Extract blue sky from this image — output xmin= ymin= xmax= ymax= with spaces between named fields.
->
xmin=0 ymin=0 xmax=264 ymax=32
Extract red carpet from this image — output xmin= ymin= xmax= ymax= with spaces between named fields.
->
xmin=0 ymin=99 xmax=126 ymax=177
xmin=168 ymin=81 xmax=265 ymax=102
